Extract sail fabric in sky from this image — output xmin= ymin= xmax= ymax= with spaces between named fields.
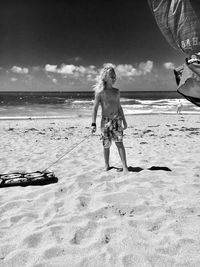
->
xmin=176 ymin=61 xmax=200 ymax=107
xmin=148 ymin=0 xmax=200 ymax=106
xmin=148 ymin=0 xmax=200 ymax=56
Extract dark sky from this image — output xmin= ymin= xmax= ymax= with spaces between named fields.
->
xmin=0 ymin=0 xmax=185 ymax=91
xmin=0 ymin=0 xmax=184 ymax=66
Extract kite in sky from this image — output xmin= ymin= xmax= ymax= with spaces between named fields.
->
xmin=148 ymin=0 xmax=200 ymax=106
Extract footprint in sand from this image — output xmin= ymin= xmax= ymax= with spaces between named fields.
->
xmin=49 ymin=225 xmax=64 ymax=243
xmin=100 ymin=227 xmax=118 ymax=245
xmin=70 ymin=221 xmax=97 ymax=245
xmin=42 ymin=246 xmax=65 ymax=259
xmin=22 ymin=232 xmax=42 ymax=248
xmin=86 ymin=204 xmax=136 ymax=221
xmin=148 ymin=224 xmax=162 ymax=232
xmin=102 ymin=234 xmax=111 ymax=244
xmin=0 ymin=244 xmax=16 ymax=261
xmin=86 ymin=206 xmax=111 ymax=220
xmin=99 ymin=175 xmax=115 ymax=182
xmin=77 ymin=195 xmax=90 ymax=209
xmin=77 ymin=180 xmax=93 ymax=190
xmin=54 ymin=200 xmax=64 ymax=212
xmin=54 ymin=186 xmax=70 ymax=198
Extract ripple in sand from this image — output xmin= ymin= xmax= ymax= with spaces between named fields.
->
xmin=146 ymin=254 xmax=175 ymax=267
xmin=76 ymin=253 xmax=107 ymax=267
xmin=10 ymin=213 xmax=38 ymax=224
xmin=122 ymin=254 xmax=150 ymax=267
xmin=3 ymin=249 xmax=32 ymax=267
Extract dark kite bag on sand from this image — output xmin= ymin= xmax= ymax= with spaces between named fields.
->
xmin=0 ymin=171 xmax=58 ymax=187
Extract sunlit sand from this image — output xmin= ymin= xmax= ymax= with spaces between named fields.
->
xmin=0 ymin=114 xmax=200 ymax=266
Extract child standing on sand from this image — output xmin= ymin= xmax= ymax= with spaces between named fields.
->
xmin=91 ymin=64 xmax=129 ymax=172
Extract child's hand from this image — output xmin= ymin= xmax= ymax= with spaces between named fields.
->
xmin=123 ymin=121 xmax=127 ymax=130
xmin=91 ymin=125 xmax=96 ymax=134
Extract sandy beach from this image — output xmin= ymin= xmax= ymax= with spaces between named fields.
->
xmin=0 ymin=114 xmax=200 ymax=267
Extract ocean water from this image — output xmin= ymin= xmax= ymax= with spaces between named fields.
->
xmin=0 ymin=91 xmax=199 ymax=119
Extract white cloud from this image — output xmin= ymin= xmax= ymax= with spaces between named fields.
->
xmin=45 ymin=64 xmax=57 ymax=72
xmin=139 ymin=60 xmax=153 ymax=74
xmin=116 ymin=64 xmax=138 ymax=78
xmin=1 ymin=61 xmax=176 ymax=91
xmin=115 ymin=61 xmax=153 ymax=79
xmin=11 ymin=66 xmax=29 ymax=74
xmin=43 ymin=61 xmax=155 ymax=85
xmin=76 ymin=66 xmax=86 ymax=74
xmin=85 ymin=65 xmax=97 ymax=75
xmin=163 ymin=62 xmax=175 ymax=70
xmin=44 ymin=64 xmax=98 ymax=80
xmin=45 ymin=64 xmax=77 ymax=75
xmin=58 ymin=64 xmax=76 ymax=75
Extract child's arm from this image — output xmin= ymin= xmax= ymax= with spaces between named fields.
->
xmin=118 ymin=91 xmax=127 ymax=130
xmin=119 ymin=104 xmax=127 ymax=130
xmin=91 ymin=92 xmax=101 ymax=132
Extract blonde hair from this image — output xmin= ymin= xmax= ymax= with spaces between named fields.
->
xmin=93 ymin=64 xmax=116 ymax=95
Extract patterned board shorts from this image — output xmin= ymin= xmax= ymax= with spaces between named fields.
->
xmin=101 ymin=116 xmax=123 ymax=148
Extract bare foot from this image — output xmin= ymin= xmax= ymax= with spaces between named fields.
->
xmin=123 ymin=167 xmax=129 ymax=173
xmin=116 ymin=167 xmax=129 ymax=173
xmin=104 ymin=165 xmax=110 ymax=171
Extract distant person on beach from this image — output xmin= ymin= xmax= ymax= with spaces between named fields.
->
xmin=177 ymin=100 xmax=183 ymax=114
xmin=91 ymin=64 xmax=129 ymax=172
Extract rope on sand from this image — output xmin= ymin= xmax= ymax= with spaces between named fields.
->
xmin=43 ymin=133 xmax=93 ymax=172
xmin=0 ymin=131 xmax=95 ymax=187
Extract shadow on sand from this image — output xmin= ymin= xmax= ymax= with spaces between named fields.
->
xmin=109 ymin=166 xmax=172 ymax=172
xmin=109 ymin=166 xmax=143 ymax=172
xmin=148 ymin=166 xmax=172 ymax=172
